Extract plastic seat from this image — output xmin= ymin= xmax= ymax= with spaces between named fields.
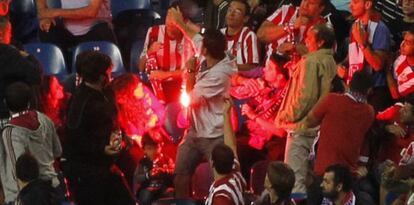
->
xmin=130 ymin=40 xmax=145 ymax=73
xmin=250 ymin=160 xmax=269 ymax=195
xmin=10 ymin=0 xmax=36 ymax=14
xmin=47 ymin=0 xmax=61 ymax=8
xmin=111 ymin=0 xmax=151 ymax=17
xmin=71 ymin=41 xmax=125 ymax=76
xmin=23 ymin=43 xmax=68 ymax=81
xmin=191 ymin=162 xmax=214 ymax=200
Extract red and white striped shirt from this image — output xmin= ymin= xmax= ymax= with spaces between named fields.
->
xmin=205 ymin=161 xmax=246 ymax=205
xmin=394 ymin=55 xmax=414 ymax=97
xmin=265 ymin=5 xmax=326 ymax=60
xmin=140 ymin=25 xmax=196 ymax=71
xmin=220 ymin=27 xmax=260 ymax=65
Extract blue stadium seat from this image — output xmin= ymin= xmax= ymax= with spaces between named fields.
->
xmin=71 ymin=41 xmax=126 ymax=77
xmin=47 ymin=0 xmax=61 ymax=8
xmin=10 ymin=0 xmax=36 ymax=14
xmin=130 ymin=39 xmax=145 ymax=73
xmin=111 ymin=0 xmax=151 ymax=17
xmin=249 ymin=160 xmax=269 ymax=195
xmin=23 ymin=43 xmax=68 ymax=81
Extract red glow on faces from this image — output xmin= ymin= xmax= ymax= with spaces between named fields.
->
xmin=111 ymin=74 xmax=165 ymax=137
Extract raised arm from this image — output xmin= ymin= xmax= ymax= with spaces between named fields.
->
xmin=223 ymin=99 xmax=237 ymax=159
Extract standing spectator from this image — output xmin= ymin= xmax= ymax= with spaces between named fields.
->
xmin=393 ymin=26 xmax=414 ymax=97
xmin=64 ymin=51 xmax=135 ymax=205
xmin=255 ymin=162 xmax=296 ymax=205
xmin=173 ymin=29 xmax=237 ymax=198
xmin=302 ymin=70 xmax=375 ymax=176
xmin=203 ymin=0 xmax=230 ymax=30
xmin=256 ymin=0 xmax=328 ymax=62
xmin=139 ymin=3 xmax=196 ymax=103
xmin=205 ymin=99 xmax=246 ymax=205
xmin=221 ymin=0 xmax=260 ymax=71
xmin=320 ymin=164 xmax=356 ymax=205
xmin=338 ymin=0 xmax=392 ymax=111
xmin=0 ymin=82 xmax=62 ymax=204
xmin=15 ymin=153 xmax=60 ymax=205
xmin=274 ymin=23 xmax=337 ymax=194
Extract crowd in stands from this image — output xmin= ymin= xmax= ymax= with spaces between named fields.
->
xmin=1 ymin=0 xmax=414 ymax=204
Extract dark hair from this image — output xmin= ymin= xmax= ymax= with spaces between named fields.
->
xmin=142 ymin=133 xmax=157 ymax=147
xmin=269 ymin=53 xmax=290 ymax=80
xmin=16 ymin=152 xmax=39 ymax=182
xmin=349 ymin=70 xmax=373 ymax=94
xmin=75 ymin=51 xmax=111 ymax=83
xmin=267 ymin=162 xmax=295 ymax=201
xmin=320 ymin=0 xmax=331 ymax=7
xmin=168 ymin=0 xmax=192 ymax=20
xmin=202 ymin=29 xmax=227 ymax=60
xmin=230 ymin=0 xmax=251 ymax=16
xmin=211 ymin=144 xmax=234 ymax=175
xmin=325 ymin=164 xmax=353 ymax=192
xmin=404 ymin=94 xmax=414 ymax=110
xmin=311 ymin=24 xmax=336 ymax=49
xmin=5 ymin=82 xmax=32 ymax=112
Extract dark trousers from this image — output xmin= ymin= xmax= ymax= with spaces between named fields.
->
xmin=39 ymin=21 xmax=117 ymax=72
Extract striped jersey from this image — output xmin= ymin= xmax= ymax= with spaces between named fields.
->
xmin=140 ymin=25 xmax=196 ymax=71
xmin=220 ymin=27 xmax=260 ymax=65
xmin=264 ymin=5 xmax=327 ymax=60
xmin=205 ymin=160 xmax=246 ymax=205
xmin=394 ymin=55 xmax=414 ymax=97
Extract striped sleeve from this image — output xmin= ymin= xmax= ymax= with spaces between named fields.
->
xmin=243 ymin=30 xmax=259 ymax=64
xmin=140 ymin=26 xmax=154 ymax=58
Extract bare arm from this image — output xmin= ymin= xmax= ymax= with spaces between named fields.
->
xmin=362 ymin=48 xmax=387 ymax=71
xmin=38 ymin=0 xmax=103 ymax=19
xmin=257 ymin=21 xmax=286 ymax=44
xmin=223 ymin=99 xmax=238 ymax=159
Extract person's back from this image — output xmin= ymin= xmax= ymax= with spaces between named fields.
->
xmin=313 ymin=93 xmax=375 ymax=175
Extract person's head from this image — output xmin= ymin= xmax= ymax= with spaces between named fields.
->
xmin=264 ymin=162 xmax=295 ymax=203
xmin=0 ymin=0 xmax=9 ymax=16
xmin=76 ymin=51 xmax=112 ymax=86
xmin=349 ymin=0 xmax=373 ymax=19
xmin=211 ymin=144 xmax=234 ymax=176
xmin=142 ymin=133 xmax=158 ymax=160
xmin=401 ymin=27 xmax=414 ymax=57
xmin=5 ymin=82 xmax=32 ymax=113
xmin=305 ymin=24 xmax=335 ymax=52
xmin=0 ymin=16 xmax=11 ymax=44
xmin=16 ymin=152 xmax=39 ymax=183
xmin=166 ymin=1 xmax=188 ymax=40
xmin=349 ymin=70 xmax=373 ymax=95
xmin=201 ymin=29 xmax=227 ymax=60
xmin=400 ymin=94 xmax=414 ymax=124
xmin=225 ymin=0 xmax=250 ymax=29
xmin=264 ymin=54 xmax=289 ymax=88
xmin=402 ymin=0 xmax=414 ymax=20
xmin=321 ymin=164 xmax=353 ymax=201
xmin=298 ymin=0 xmax=326 ymax=20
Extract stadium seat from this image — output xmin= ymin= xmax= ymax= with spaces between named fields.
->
xmin=130 ymin=39 xmax=145 ymax=73
xmin=10 ymin=0 xmax=36 ymax=14
xmin=47 ymin=0 xmax=61 ymax=8
xmin=23 ymin=43 xmax=68 ymax=81
xmin=191 ymin=162 xmax=214 ymax=200
xmin=249 ymin=160 xmax=269 ymax=195
xmin=71 ymin=41 xmax=126 ymax=76
xmin=111 ymin=0 xmax=151 ymax=17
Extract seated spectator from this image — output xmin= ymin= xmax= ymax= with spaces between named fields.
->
xmin=0 ymin=82 xmax=62 ymax=203
xmin=402 ymin=0 xmax=414 ymax=28
xmin=36 ymin=0 xmax=116 ymax=65
xmin=321 ymin=164 xmax=356 ymax=205
xmin=230 ymin=54 xmax=289 ymax=150
xmin=255 ymin=161 xmax=296 ymax=205
xmin=15 ymin=153 xmax=60 ymax=205
xmin=205 ymin=99 xmax=247 ymax=205
xmin=133 ymin=134 xmax=174 ymax=205
xmin=392 ymin=26 xmax=414 ymax=98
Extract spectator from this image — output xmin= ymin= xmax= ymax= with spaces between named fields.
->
xmin=255 ymin=162 xmax=296 ymax=205
xmin=138 ymin=3 xmax=197 ymax=103
xmin=64 ymin=51 xmax=135 ymax=205
xmin=256 ymin=0 xmax=328 ymax=62
xmin=203 ymin=0 xmax=230 ymax=30
xmin=173 ymin=29 xmax=237 ymax=198
xmin=133 ymin=134 xmax=174 ymax=205
xmin=274 ymin=23 xmax=337 ymax=194
xmin=320 ymin=164 xmax=356 ymax=205
xmin=36 ymin=0 xmax=116 ymax=64
xmin=205 ymin=99 xmax=246 ymax=205
xmin=303 ymin=70 xmax=375 ymax=176
xmin=402 ymin=0 xmax=414 ymax=27
xmin=15 ymin=153 xmax=60 ymax=205
xmin=393 ymin=26 xmax=414 ymax=98
xmin=0 ymin=82 xmax=62 ymax=203
xmin=338 ymin=0 xmax=392 ymax=111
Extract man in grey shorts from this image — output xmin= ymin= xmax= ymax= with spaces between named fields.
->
xmin=173 ymin=28 xmax=237 ymax=198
